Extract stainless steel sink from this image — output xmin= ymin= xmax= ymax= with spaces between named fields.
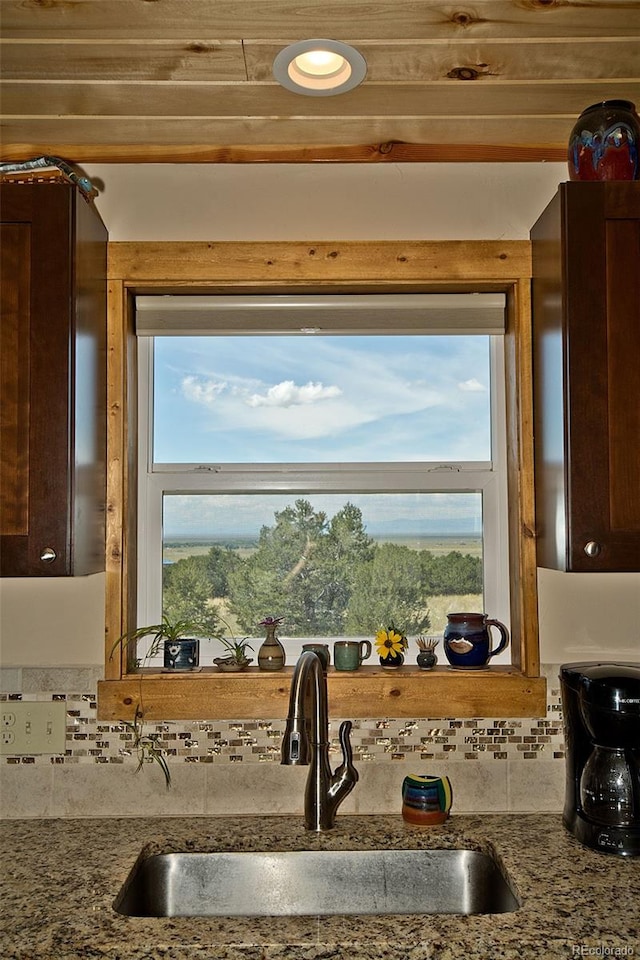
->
xmin=114 ymin=848 xmax=519 ymax=917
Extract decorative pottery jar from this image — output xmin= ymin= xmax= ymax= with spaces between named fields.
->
xmin=257 ymin=616 xmax=286 ymax=671
xmin=443 ymin=612 xmax=509 ymax=669
xmin=402 ymin=774 xmax=453 ymax=825
xmin=568 ymin=100 xmax=640 ymax=181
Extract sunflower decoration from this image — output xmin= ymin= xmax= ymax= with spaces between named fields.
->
xmin=375 ymin=625 xmax=408 ymax=666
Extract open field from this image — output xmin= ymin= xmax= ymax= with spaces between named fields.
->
xmin=163 ymin=535 xmax=482 ymax=564
xmin=183 ymin=594 xmax=483 ymax=642
xmin=427 ymin=594 xmax=483 ymax=634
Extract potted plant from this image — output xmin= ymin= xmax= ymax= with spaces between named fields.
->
xmin=213 ymin=636 xmax=254 ymax=672
xmin=111 ymin=614 xmax=206 ymax=671
xmin=108 ymin=614 xmax=213 ymax=788
xmin=375 ymin=624 xmax=408 ymax=668
xmin=123 ymin=706 xmax=172 ymax=788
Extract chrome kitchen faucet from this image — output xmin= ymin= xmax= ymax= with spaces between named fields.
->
xmin=281 ymin=650 xmax=358 ymax=830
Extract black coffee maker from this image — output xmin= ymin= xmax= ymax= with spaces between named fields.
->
xmin=560 ymin=662 xmax=640 ymax=856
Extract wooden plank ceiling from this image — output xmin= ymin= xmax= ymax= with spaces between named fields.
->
xmin=1 ymin=0 xmax=639 ymax=163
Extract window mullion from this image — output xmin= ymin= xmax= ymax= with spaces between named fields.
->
xmin=484 ymin=335 xmax=511 ymax=639
xmin=137 ymin=338 xmax=164 ymax=629
xmin=149 ymin=466 xmax=496 ymax=495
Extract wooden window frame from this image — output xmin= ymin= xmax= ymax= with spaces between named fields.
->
xmin=97 ymin=240 xmax=546 ymax=721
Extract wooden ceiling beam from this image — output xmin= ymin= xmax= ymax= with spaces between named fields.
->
xmin=3 ymin=0 xmax=638 ymax=40
xmin=2 ymin=38 xmax=638 ymax=83
xmin=0 ymin=141 xmax=567 ymax=164
xmin=2 ymin=0 xmax=635 ymax=162
xmin=4 ymin=79 xmax=639 ymax=117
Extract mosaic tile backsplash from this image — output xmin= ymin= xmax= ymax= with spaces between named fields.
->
xmin=0 ymin=665 xmax=567 ymax=818
xmin=1 ymin=665 xmax=564 ymax=767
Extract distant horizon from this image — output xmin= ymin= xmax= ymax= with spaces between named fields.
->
xmin=163 ymin=531 xmax=482 ymax=542
xmin=162 ymin=492 xmax=483 ymax=542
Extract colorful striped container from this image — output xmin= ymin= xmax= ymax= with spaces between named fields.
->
xmin=402 ymin=774 xmax=453 ymax=825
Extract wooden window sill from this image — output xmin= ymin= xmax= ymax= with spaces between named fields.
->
xmin=97 ymin=666 xmax=546 ymax=721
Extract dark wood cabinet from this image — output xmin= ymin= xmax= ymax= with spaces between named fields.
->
xmin=0 ymin=181 xmax=108 ymax=576
xmin=531 ymin=181 xmax=640 ymax=571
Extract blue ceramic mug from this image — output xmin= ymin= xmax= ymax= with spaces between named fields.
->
xmin=443 ymin=612 xmax=509 ymax=669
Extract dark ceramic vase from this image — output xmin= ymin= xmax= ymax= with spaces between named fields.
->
xmin=380 ymin=652 xmax=404 ymax=669
xmin=568 ymin=100 xmax=640 ymax=181
xmin=417 ymin=650 xmax=437 ymax=670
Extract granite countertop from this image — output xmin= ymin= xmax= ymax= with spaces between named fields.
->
xmin=1 ymin=814 xmax=638 ymax=959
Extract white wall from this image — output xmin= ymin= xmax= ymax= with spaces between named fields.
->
xmin=87 ymin=161 xmax=565 ymax=241
xmin=0 ymin=574 xmax=105 ymax=667
xmin=1 ymin=163 xmax=638 ymax=667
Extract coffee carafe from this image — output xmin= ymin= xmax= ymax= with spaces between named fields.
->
xmin=560 ymin=662 xmax=640 ymax=856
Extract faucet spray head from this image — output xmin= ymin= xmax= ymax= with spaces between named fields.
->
xmin=281 ymin=717 xmax=311 ymax=765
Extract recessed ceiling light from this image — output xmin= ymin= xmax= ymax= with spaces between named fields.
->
xmin=273 ymin=39 xmax=367 ymax=97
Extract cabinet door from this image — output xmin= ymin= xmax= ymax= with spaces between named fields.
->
xmin=602 ymin=198 xmax=640 ymax=553
xmin=532 ymin=182 xmax=640 ymax=571
xmin=0 ymin=221 xmax=31 ymax=544
xmin=0 ymin=183 xmax=107 ymax=576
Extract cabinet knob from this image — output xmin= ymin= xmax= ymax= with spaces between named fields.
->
xmin=40 ymin=547 xmax=57 ymax=563
xmin=584 ymin=541 xmax=602 ymax=558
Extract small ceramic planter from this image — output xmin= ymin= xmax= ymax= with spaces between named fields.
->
xmin=213 ymin=656 xmax=252 ymax=672
xmin=163 ymin=638 xmax=199 ymax=670
xmin=416 ymin=637 xmax=439 ymax=670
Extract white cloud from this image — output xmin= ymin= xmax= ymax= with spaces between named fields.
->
xmin=458 ymin=378 xmax=486 ymax=392
xmin=246 ymin=380 xmax=342 ymax=408
xmin=181 ymin=374 xmax=227 ymax=405
xmin=176 ymin=345 xmax=476 ymax=446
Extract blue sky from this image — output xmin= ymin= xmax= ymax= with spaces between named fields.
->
xmin=153 ymin=334 xmax=491 ymax=464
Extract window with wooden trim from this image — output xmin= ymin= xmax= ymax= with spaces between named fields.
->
xmin=98 ymin=240 xmax=545 ymax=721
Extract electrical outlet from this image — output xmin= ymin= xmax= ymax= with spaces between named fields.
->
xmin=0 ymin=702 xmax=67 ymax=756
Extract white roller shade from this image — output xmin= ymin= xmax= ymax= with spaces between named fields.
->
xmin=135 ymin=293 xmax=505 ymax=337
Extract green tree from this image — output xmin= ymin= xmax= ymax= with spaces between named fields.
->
xmin=163 ymin=555 xmax=221 ymax=634
xmin=227 ymin=499 xmax=326 ymax=633
xmin=163 ymin=503 xmax=482 ymax=639
xmin=227 ymin=499 xmax=374 ymax=635
xmin=205 ymin=545 xmax=242 ymax=597
xmin=345 ymin=542 xmax=431 ymax=635
xmin=304 ymin=502 xmax=375 ymax=634
xmin=425 ymin=550 xmax=482 ymax=594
